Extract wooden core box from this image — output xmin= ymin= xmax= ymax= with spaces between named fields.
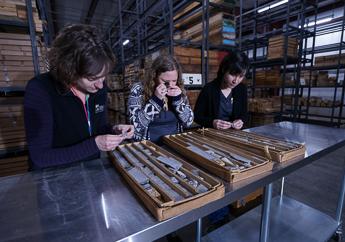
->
xmin=163 ymin=132 xmax=273 ymax=182
xmin=196 ymin=129 xmax=306 ymax=163
xmin=109 ymin=141 xmax=225 ymax=221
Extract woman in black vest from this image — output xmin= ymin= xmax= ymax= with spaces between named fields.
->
xmin=194 ymin=49 xmax=249 ymax=130
xmin=24 ymin=24 xmax=134 ymax=169
xmin=194 ymin=49 xmax=249 ymax=230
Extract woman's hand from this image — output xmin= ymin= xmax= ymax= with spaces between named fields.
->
xmin=167 ymin=85 xmax=182 ymax=97
xmin=95 ymin=135 xmax=125 ymax=151
xmin=113 ymin=124 xmax=134 ymax=138
xmin=213 ymin=119 xmax=232 ymax=130
xmin=154 ymin=83 xmax=168 ymax=100
xmin=232 ymin=119 xmax=243 ymax=130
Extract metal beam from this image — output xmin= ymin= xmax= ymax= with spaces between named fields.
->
xmin=48 ymin=0 xmax=58 ymax=38
xmin=25 ymin=0 xmax=40 ymax=76
xmin=84 ymin=0 xmax=99 ymax=24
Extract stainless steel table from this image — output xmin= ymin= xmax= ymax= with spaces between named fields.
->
xmin=1 ymin=122 xmax=345 ymax=242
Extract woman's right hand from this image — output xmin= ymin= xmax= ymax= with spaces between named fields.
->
xmin=213 ymin=119 xmax=232 ymax=130
xmin=95 ymin=134 xmax=125 ymax=151
xmin=154 ymin=83 xmax=168 ymax=100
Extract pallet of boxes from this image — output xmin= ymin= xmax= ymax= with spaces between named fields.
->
xmin=0 ymin=0 xmax=47 ymax=176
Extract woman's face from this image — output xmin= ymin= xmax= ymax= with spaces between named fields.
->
xmin=223 ymin=72 xmax=245 ymax=89
xmin=77 ymin=75 xmax=105 ymax=94
xmin=157 ymin=70 xmax=178 ymax=88
xmin=76 ymin=67 xmax=106 ymax=94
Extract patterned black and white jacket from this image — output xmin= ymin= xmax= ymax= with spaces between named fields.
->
xmin=128 ymin=82 xmax=194 ymax=141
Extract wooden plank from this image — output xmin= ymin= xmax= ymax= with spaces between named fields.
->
xmin=0 ymin=39 xmax=32 ymax=46
xmin=2 ymin=55 xmax=33 ymax=61
xmin=174 ymin=46 xmax=201 ymax=58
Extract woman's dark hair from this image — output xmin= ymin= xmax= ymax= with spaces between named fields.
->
xmin=143 ymin=55 xmax=186 ymax=103
xmin=216 ymin=49 xmax=249 ymax=81
xmin=48 ymin=24 xmax=115 ymax=88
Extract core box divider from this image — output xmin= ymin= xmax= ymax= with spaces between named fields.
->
xmin=163 ymin=132 xmax=273 ymax=182
xmin=138 ymin=142 xmax=205 ymax=194
xmin=110 ymin=140 xmax=225 ymax=221
xmin=124 ymin=144 xmax=192 ymax=198
xmin=117 ymin=146 xmax=175 ymax=206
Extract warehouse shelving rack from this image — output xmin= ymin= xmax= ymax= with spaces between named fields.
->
xmin=107 ymin=0 xmax=237 ymax=87
xmin=0 ymin=0 xmax=49 ymax=165
xmin=237 ymin=0 xmax=317 ymax=127
xmin=237 ymin=0 xmax=345 ymax=127
xmin=0 ymin=0 xmax=42 ymax=94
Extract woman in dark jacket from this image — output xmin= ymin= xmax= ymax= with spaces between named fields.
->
xmin=194 ymin=49 xmax=249 ymax=229
xmin=194 ymin=49 xmax=249 ymax=130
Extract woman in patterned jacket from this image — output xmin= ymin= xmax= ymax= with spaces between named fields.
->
xmin=128 ymin=55 xmax=194 ymax=145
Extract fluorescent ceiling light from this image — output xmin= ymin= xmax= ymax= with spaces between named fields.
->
xmin=258 ymin=6 xmax=269 ymax=13
xmin=122 ymin=39 xmax=130 ymax=46
xmin=257 ymin=0 xmax=289 ymax=13
xmin=270 ymin=0 xmax=288 ymax=9
xmin=301 ymin=17 xmax=333 ymax=28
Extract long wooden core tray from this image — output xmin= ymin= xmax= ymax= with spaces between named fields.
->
xmin=109 ymin=140 xmax=224 ymax=221
xmin=196 ymin=128 xmax=306 ymax=163
xmin=163 ymin=132 xmax=273 ymax=182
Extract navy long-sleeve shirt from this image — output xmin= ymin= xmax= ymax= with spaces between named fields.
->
xmin=24 ymin=72 xmax=111 ymax=169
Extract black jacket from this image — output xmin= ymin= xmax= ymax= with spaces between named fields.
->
xmin=194 ymin=79 xmax=248 ymax=128
xmin=24 ymin=72 xmax=111 ymax=169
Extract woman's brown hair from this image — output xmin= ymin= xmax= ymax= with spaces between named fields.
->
xmin=48 ymin=24 xmax=115 ymax=89
xmin=143 ymin=55 xmax=186 ymax=103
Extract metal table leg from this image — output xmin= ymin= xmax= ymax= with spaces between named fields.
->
xmin=280 ymin=177 xmax=285 ymax=197
xmin=260 ymin=183 xmax=273 ymax=242
xmin=280 ymin=177 xmax=285 ymax=203
xmin=335 ymin=159 xmax=345 ymax=241
xmin=195 ymin=218 xmax=202 ymax=242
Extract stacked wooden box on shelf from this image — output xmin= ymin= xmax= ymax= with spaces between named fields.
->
xmin=107 ymin=74 xmax=123 ymax=91
xmin=251 ymin=113 xmax=277 ymax=127
xmin=109 ymin=140 xmax=225 ymax=221
xmin=143 ymin=46 xmax=223 ymax=82
xmin=0 ymin=0 xmax=43 ymax=32
xmin=174 ymin=0 xmax=236 ymax=46
xmin=124 ymin=60 xmax=141 ymax=88
xmin=285 ymin=71 xmax=317 ymax=86
xmin=107 ymin=74 xmax=127 ymax=125
xmin=174 ymin=46 xmax=222 ymax=82
xmin=316 ymin=71 xmax=337 ymax=87
xmin=267 ymin=35 xmax=298 ymax=60
xmin=0 ymin=96 xmax=28 ymax=177
xmin=186 ymin=90 xmax=201 ymax=110
xmin=0 ymin=32 xmax=46 ymax=87
xmin=255 ymin=68 xmax=281 ymax=86
xmin=248 ymin=96 xmax=281 ymax=114
xmin=315 ymin=53 xmax=345 ymax=67
xmin=298 ymin=96 xmax=341 ymax=108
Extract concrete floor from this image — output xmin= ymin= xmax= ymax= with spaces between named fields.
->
xmin=155 ymin=145 xmax=345 ymax=242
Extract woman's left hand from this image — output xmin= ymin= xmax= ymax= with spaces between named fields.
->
xmin=232 ymin=119 xmax=243 ymax=130
xmin=112 ymin=124 xmax=134 ymax=139
xmin=167 ymin=86 xmax=182 ymax=97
